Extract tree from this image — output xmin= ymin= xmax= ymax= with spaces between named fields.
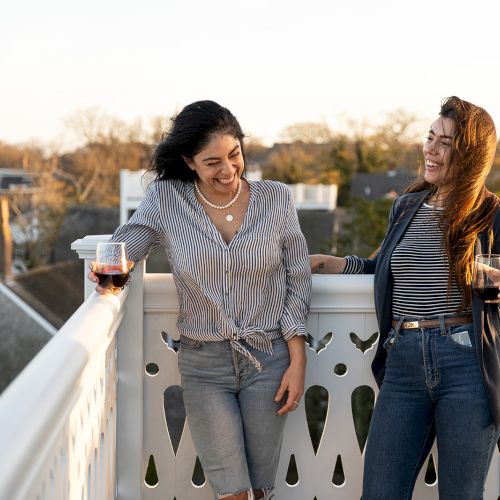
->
xmin=0 ymin=141 xmax=45 ymax=170
xmin=329 ymin=135 xmax=358 ymax=205
xmin=244 ymin=138 xmax=269 ymax=164
xmin=280 ymin=122 xmax=333 ymax=144
xmin=149 ymin=115 xmax=171 ymax=145
xmin=60 ymin=108 xmax=149 ymax=206
xmin=262 ymin=122 xmax=340 ymax=184
xmin=336 ymin=197 xmax=393 ymax=257
xmin=264 ymin=144 xmax=315 ymax=184
xmin=328 ymin=112 xmax=422 ymax=206
xmin=0 ymin=141 xmax=24 ymax=168
xmin=9 ymin=157 xmax=72 ymax=268
xmin=369 ymin=109 xmax=422 ymax=171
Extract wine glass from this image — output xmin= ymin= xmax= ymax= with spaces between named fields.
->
xmin=93 ymin=242 xmax=132 ymax=290
xmin=472 ymin=254 xmax=500 ymax=303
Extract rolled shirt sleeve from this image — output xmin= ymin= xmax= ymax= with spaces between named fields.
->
xmin=280 ymin=188 xmax=312 ymax=340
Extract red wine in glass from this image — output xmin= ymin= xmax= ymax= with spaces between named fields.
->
xmin=472 ymin=255 xmax=500 ymax=303
xmin=94 ymin=265 xmax=130 ymax=288
xmin=93 ymin=242 xmax=132 ymax=290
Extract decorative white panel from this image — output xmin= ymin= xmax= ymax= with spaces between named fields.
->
xmin=140 ymin=275 xmax=499 ymax=500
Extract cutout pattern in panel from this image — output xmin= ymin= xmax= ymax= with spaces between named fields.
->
xmin=142 ymin=295 xmax=499 ymax=500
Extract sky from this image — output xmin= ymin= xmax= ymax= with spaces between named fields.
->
xmin=1 ymin=0 xmax=500 ymax=150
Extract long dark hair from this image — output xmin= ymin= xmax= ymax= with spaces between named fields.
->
xmin=149 ymin=100 xmax=245 ymax=182
xmin=406 ymin=96 xmax=499 ymax=307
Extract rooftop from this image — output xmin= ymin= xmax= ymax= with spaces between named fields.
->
xmin=0 ymin=236 xmax=496 ymax=499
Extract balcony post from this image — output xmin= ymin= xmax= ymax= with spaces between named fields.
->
xmin=72 ymin=234 xmax=146 ymax=499
xmin=71 ymin=234 xmax=112 ymax=299
xmin=115 ymin=259 xmax=145 ymax=500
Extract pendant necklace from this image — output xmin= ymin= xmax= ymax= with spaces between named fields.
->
xmin=194 ymin=180 xmax=242 ymax=222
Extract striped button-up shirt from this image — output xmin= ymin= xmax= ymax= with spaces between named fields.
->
xmin=112 ymin=178 xmax=311 ymax=369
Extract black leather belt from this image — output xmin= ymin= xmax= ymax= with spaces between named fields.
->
xmin=392 ymin=315 xmax=472 ymax=330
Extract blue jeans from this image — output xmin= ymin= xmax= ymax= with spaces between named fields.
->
xmin=178 ymin=335 xmax=290 ymax=499
xmin=363 ymin=320 xmax=499 ymax=500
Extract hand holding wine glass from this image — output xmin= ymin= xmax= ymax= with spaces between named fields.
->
xmin=472 ymin=254 xmax=500 ymax=303
xmin=89 ymin=242 xmax=133 ymax=294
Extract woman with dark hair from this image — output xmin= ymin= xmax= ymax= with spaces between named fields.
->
xmin=310 ymin=96 xmax=500 ymax=499
xmin=89 ymin=100 xmax=311 ymax=500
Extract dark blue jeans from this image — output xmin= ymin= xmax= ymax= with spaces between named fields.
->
xmin=363 ymin=320 xmax=499 ymax=500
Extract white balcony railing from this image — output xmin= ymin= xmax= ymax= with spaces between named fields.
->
xmin=0 ymin=235 xmax=498 ymax=500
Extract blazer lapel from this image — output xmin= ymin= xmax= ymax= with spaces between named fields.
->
xmin=373 ymin=190 xmax=429 ymax=337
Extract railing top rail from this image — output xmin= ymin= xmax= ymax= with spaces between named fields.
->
xmin=141 ymin=273 xmax=375 ymax=312
xmin=0 ymin=288 xmax=128 ymax=499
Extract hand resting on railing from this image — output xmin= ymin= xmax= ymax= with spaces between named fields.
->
xmin=88 ymin=267 xmax=129 ymax=295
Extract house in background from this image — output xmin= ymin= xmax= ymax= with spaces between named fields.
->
xmin=0 ymin=167 xmax=36 ymax=275
xmin=0 ymin=168 xmax=33 ymax=190
xmin=351 ymin=169 xmax=416 ymax=200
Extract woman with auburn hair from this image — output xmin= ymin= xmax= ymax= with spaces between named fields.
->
xmin=311 ymin=96 xmax=500 ymax=499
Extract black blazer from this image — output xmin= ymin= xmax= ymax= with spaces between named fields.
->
xmin=355 ymin=190 xmax=500 ymax=430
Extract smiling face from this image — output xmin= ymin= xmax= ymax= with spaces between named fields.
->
xmin=423 ymin=116 xmax=456 ymax=192
xmin=184 ymin=133 xmax=244 ymax=201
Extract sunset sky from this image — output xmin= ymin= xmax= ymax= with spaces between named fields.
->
xmin=1 ymin=0 xmax=499 ymax=149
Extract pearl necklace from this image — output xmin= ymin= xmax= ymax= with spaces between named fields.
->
xmin=194 ymin=179 xmax=242 ymax=222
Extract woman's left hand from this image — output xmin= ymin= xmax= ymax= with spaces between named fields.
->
xmin=274 ymin=336 xmax=306 ymax=416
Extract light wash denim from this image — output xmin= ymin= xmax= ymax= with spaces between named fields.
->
xmin=178 ymin=335 xmax=290 ymax=499
xmin=363 ymin=319 xmax=500 ymax=500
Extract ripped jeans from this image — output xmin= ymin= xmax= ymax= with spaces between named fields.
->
xmin=178 ymin=335 xmax=289 ymax=499
xmin=363 ymin=317 xmax=499 ymax=500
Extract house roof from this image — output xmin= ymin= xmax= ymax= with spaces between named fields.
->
xmin=5 ymin=260 xmax=84 ymax=329
xmin=0 ymin=283 xmax=54 ymax=392
xmin=0 ymin=168 xmax=32 ymax=190
xmin=351 ymin=171 xmax=416 ymax=200
xmin=0 ymin=259 xmax=83 ymax=393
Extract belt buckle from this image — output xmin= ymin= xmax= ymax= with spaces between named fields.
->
xmin=403 ymin=321 xmax=419 ymax=329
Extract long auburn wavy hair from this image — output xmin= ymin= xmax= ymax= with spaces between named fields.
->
xmin=406 ymin=96 xmax=499 ymax=308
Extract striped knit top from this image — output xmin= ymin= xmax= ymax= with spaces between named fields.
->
xmin=111 ymin=178 xmax=311 ymax=369
xmin=343 ymin=203 xmax=469 ymax=317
